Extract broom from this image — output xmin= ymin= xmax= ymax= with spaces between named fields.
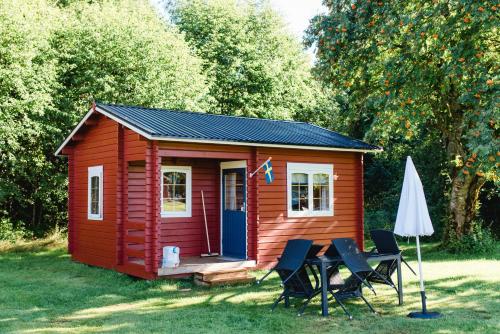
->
xmin=200 ymin=190 xmax=219 ymax=257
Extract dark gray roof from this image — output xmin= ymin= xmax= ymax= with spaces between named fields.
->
xmin=96 ymin=102 xmax=381 ymax=151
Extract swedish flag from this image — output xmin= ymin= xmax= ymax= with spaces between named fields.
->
xmin=263 ymin=160 xmax=274 ymax=184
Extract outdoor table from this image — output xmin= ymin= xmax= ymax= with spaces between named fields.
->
xmin=306 ymin=252 xmax=403 ymax=317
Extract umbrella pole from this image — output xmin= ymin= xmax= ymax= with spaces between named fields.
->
xmin=416 ymin=236 xmax=427 ymax=313
xmin=408 ymin=236 xmax=442 ymax=319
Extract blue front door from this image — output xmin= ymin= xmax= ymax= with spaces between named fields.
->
xmin=222 ymin=168 xmax=246 ymax=259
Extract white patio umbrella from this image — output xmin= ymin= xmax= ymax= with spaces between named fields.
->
xmin=394 ymin=156 xmax=441 ymax=319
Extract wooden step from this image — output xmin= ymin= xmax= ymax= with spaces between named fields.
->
xmin=194 ymin=276 xmax=255 ymax=287
xmin=195 ymin=269 xmax=249 ymax=282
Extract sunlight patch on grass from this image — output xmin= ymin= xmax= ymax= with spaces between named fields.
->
xmin=1 ymin=237 xmax=499 ymax=334
xmin=60 ymin=299 xmax=164 ymax=320
xmin=20 ymin=323 xmax=129 ymax=334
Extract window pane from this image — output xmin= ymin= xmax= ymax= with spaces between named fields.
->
xmin=90 ymin=176 xmax=100 ymax=214
xmin=291 ymin=173 xmax=308 ymax=211
xmin=163 ymin=171 xmax=187 ymax=212
xmin=224 ymin=172 xmax=244 ymax=211
xmin=313 ymin=173 xmax=329 ymax=211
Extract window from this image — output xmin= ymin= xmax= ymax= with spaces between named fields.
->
xmin=88 ymin=166 xmax=103 ymax=220
xmin=287 ymin=163 xmax=333 ymax=217
xmin=161 ymin=166 xmax=192 ymax=217
xmin=224 ymin=172 xmax=245 ymax=211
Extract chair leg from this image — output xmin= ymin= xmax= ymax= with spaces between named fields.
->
xmin=271 ymin=292 xmax=285 ymax=311
xmin=333 ymin=295 xmax=353 ymax=320
xmin=284 ymin=295 xmax=290 ymax=308
xmin=360 ymin=295 xmax=377 ymax=315
xmin=297 ymin=297 xmax=313 ymax=316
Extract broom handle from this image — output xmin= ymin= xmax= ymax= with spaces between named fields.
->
xmin=201 ymin=190 xmax=211 ymax=254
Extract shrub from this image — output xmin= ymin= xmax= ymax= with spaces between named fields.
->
xmin=0 ymin=218 xmax=33 ymax=243
xmin=447 ymin=222 xmax=497 ymax=254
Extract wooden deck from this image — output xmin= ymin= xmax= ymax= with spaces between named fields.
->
xmin=157 ymin=256 xmax=256 ymax=276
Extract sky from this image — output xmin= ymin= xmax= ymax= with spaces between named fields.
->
xmin=269 ymin=0 xmax=325 ymax=41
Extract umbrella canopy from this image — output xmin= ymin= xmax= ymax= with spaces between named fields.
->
xmin=393 ymin=156 xmax=441 ymax=318
xmin=394 ymin=156 xmax=434 ymax=237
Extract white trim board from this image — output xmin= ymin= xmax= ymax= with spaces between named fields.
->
xmin=55 ymin=106 xmax=383 ymax=156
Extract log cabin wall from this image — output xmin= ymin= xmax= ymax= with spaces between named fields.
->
xmin=69 ymin=115 xmax=119 ymax=269
xmin=159 ymin=158 xmax=221 ymax=258
xmin=255 ymin=148 xmax=364 ymax=267
xmin=67 ymin=115 xmax=364 ymax=276
xmin=156 ymin=142 xmax=257 ymax=265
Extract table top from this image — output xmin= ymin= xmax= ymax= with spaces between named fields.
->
xmin=306 ymin=251 xmax=401 ymax=265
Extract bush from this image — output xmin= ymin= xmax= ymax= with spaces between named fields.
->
xmin=447 ymin=222 xmax=497 ymax=254
xmin=0 ymin=218 xmax=33 ymax=243
xmin=364 ymin=209 xmax=395 ymax=239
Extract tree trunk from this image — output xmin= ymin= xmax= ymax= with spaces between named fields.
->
xmin=441 ymin=98 xmax=486 ymax=244
xmin=444 ymin=171 xmax=486 ymax=243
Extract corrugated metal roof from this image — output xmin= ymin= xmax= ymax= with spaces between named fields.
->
xmin=96 ymin=102 xmax=381 ymax=151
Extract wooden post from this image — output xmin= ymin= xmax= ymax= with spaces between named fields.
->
xmin=144 ymin=142 xmax=153 ymax=272
xmin=151 ymin=141 xmax=160 ymax=274
xmin=116 ymin=125 xmax=125 ymax=265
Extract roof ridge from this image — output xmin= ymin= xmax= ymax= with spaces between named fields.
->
xmin=96 ymin=102 xmax=312 ymax=125
xmin=307 ymin=123 xmax=381 ymax=149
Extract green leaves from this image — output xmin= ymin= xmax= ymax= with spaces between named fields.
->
xmin=0 ymin=0 xmax=211 ymax=234
xmin=168 ymin=0 xmax=328 ymax=120
xmin=307 ymin=0 xmax=499 ymax=178
xmin=307 ymin=0 xmax=499 ymax=242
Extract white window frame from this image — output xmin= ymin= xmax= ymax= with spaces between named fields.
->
xmin=87 ymin=165 xmax=103 ymax=220
xmin=287 ymin=162 xmax=334 ymax=217
xmin=161 ymin=166 xmax=192 ymax=218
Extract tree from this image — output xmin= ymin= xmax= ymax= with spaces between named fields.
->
xmin=167 ymin=0 xmax=330 ymax=119
xmin=306 ymin=1 xmax=499 ymax=244
xmin=0 ymin=0 xmax=210 ymax=235
xmin=0 ymin=0 xmax=63 ymax=234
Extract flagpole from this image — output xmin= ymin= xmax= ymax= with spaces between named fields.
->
xmin=249 ymin=157 xmax=272 ymax=178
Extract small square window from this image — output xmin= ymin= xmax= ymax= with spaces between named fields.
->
xmin=287 ymin=163 xmax=334 ymax=217
xmin=161 ymin=166 xmax=192 ymax=218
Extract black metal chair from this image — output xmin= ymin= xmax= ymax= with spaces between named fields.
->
xmin=322 ymin=243 xmax=345 ymax=290
xmin=329 ymin=238 xmax=394 ymax=319
xmin=367 ymin=230 xmax=416 ymax=294
xmin=263 ymin=239 xmax=321 ymax=315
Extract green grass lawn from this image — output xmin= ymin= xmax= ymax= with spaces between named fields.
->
xmin=0 ymin=236 xmax=499 ymax=334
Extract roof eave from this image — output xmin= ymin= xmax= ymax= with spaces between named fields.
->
xmin=148 ymin=134 xmax=383 ymax=153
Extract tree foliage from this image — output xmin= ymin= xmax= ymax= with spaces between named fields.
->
xmin=167 ymin=0 xmax=333 ymax=119
xmin=306 ymin=0 xmax=499 ymax=243
xmin=0 ymin=0 xmax=209 ymax=235
xmin=1 ymin=0 xmax=336 ymax=237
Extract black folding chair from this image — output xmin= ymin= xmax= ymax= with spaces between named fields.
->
xmin=260 ymin=239 xmax=321 ymax=315
xmin=322 ymin=243 xmax=344 ymax=290
xmin=257 ymin=242 xmax=322 ymax=284
xmin=368 ymin=230 xmax=416 ymax=294
xmin=329 ymin=238 xmax=394 ymax=319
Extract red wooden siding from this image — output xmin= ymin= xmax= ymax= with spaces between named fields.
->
xmin=66 ymin=114 xmax=365 ymax=278
xmin=70 ymin=115 xmax=118 ymax=268
xmin=255 ymin=148 xmax=364 ymax=267
xmin=158 ymin=158 xmax=221 ymax=259
xmin=156 ymin=141 xmax=256 ymax=264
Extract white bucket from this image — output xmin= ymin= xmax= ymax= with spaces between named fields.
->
xmin=162 ymin=246 xmax=180 ymax=268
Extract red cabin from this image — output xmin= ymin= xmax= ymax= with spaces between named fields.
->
xmin=56 ymin=103 xmax=381 ymax=279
